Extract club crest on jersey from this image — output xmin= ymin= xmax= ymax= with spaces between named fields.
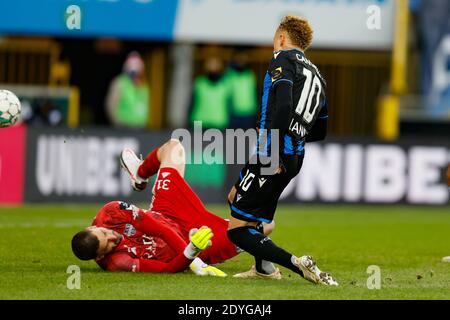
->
xmin=119 ymin=201 xmax=131 ymax=210
xmin=124 ymin=223 xmax=136 ymax=237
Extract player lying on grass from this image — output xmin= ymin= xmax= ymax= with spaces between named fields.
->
xmin=71 ymin=139 xmax=276 ymax=276
xmin=72 ymin=138 xmax=335 ymax=281
xmin=73 ymin=201 xmax=225 ymax=275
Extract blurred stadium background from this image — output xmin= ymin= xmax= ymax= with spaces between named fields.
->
xmin=0 ymin=0 xmax=449 ymax=300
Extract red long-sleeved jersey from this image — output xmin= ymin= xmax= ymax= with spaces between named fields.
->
xmin=93 ymin=201 xmax=191 ymax=273
xmin=91 ymin=167 xmax=239 ymax=272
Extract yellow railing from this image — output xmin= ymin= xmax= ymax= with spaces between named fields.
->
xmin=377 ymin=0 xmax=410 ymax=140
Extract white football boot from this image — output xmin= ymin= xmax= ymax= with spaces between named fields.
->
xmin=295 ymin=255 xmax=339 ymax=286
xmin=120 ymin=148 xmax=149 ymax=191
xmin=233 ymin=265 xmax=282 ymax=280
xmin=442 ymin=256 xmax=450 ymax=263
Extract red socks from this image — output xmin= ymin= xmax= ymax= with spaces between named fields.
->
xmin=137 ymin=147 xmax=160 ymax=179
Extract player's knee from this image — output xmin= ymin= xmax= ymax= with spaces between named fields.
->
xmin=227 ymin=187 xmax=236 ymax=204
xmin=164 ymin=138 xmax=184 ymax=153
xmin=162 ymin=139 xmax=185 ymax=165
xmin=167 ymin=138 xmax=183 ymax=148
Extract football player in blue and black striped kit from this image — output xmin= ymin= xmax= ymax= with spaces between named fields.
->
xmin=227 ymin=16 xmax=337 ymax=285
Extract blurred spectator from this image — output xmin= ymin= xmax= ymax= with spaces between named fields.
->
xmin=105 ymin=51 xmax=150 ymax=128
xmin=190 ymin=57 xmax=230 ymax=129
xmin=226 ymin=51 xmax=258 ymax=129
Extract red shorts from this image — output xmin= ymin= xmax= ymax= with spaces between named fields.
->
xmin=149 ymin=167 xmax=238 ymax=265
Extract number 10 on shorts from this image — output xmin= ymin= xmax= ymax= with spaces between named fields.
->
xmin=239 ymin=170 xmax=255 ymax=192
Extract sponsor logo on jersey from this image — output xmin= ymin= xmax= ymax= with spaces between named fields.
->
xmin=236 ymin=194 xmax=242 ymax=202
xmin=142 ymin=235 xmax=157 ymax=259
xmin=270 ymin=67 xmax=283 ymax=82
xmin=132 ymin=210 xmax=141 ymax=221
xmin=124 ymin=223 xmax=136 ymax=237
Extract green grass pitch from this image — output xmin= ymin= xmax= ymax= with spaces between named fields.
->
xmin=0 ymin=204 xmax=449 ymax=300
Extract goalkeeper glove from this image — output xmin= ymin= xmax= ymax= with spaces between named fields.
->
xmin=183 ymin=226 xmax=213 ymax=260
xmin=190 ymin=258 xmax=227 ymax=277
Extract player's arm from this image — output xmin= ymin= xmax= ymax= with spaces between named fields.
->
xmin=270 ymin=55 xmax=295 ymax=137
xmin=139 ymin=252 xmax=193 ymax=273
xmin=305 ymin=100 xmax=328 ymax=142
xmin=133 ymin=211 xmax=187 ymax=252
xmin=189 ymin=257 xmax=227 ymax=277
xmin=272 ymin=81 xmax=293 ymax=135
xmin=107 ymin=227 xmax=214 ymax=273
xmin=102 ymin=202 xmax=187 ymax=252
xmin=106 ymin=252 xmax=192 ymax=273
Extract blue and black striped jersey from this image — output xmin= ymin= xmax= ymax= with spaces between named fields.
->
xmin=256 ymin=48 xmax=328 ymax=156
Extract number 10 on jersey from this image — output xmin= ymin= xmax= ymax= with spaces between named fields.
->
xmin=295 ymin=68 xmax=323 ymax=124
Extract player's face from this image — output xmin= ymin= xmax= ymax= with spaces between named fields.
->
xmin=88 ymin=227 xmax=123 ymax=259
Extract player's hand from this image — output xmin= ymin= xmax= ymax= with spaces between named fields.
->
xmin=190 ymin=226 xmax=213 ymax=250
xmin=190 ymin=258 xmax=227 ymax=277
xmin=183 ymin=226 xmax=213 ymax=259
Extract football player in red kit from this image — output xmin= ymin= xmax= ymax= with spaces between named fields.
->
xmin=71 ymin=139 xmax=278 ymax=277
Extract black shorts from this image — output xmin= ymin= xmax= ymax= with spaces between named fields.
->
xmin=230 ymin=154 xmax=304 ymax=223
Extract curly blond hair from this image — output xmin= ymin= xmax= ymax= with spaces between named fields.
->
xmin=278 ymin=15 xmax=314 ymax=51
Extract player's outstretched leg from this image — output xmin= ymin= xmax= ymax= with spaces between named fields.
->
xmin=234 ymin=222 xmax=282 ymax=280
xmin=227 ymin=226 xmax=338 ymax=286
xmin=120 ymin=139 xmax=187 ymax=192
